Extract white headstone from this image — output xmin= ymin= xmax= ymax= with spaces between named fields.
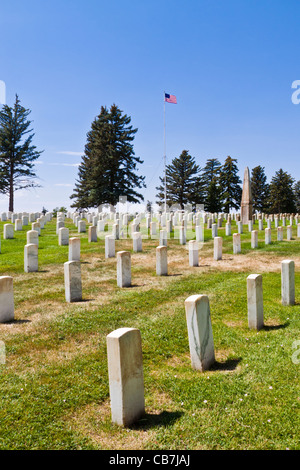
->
xmin=159 ymin=229 xmax=167 ymax=247
xmin=0 ymin=276 xmax=14 ymax=323
xmin=132 ymin=232 xmax=142 ymax=252
xmin=69 ymin=237 xmax=80 ymax=261
xmin=58 ymin=227 xmax=69 ymax=246
xmin=214 ymin=237 xmax=222 ymax=260
xmin=179 ymin=226 xmax=186 ymax=245
xmin=78 ymin=220 xmax=86 ymax=233
xmin=196 ymin=224 xmax=204 ymax=242
xmin=251 ymin=230 xmax=258 ymax=249
xmin=184 ymin=294 xmax=215 ymax=371
xmin=27 ymin=230 xmax=39 ymax=246
xmin=3 ymin=224 xmax=14 ymax=239
xmin=32 ymin=222 xmax=41 ymax=236
xmin=225 ymin=222 xmax=231 ymax=236
xmin=24 ymin=243 xmax=38 ymax=272
xmin=105 ymin=235 xmax=115 ymax=258
xmin=88 ymin=225 xmax=97 ymax=242
xmin=150 ymin=221 xmax=157 ymax=237
xmin=281 ymin=260 xmax=295 ymax=305
xmin=106 ymin=327 xmax=145 ymax=426
xmin=64 ymin=261 xmax=82 ymax=302
xmin=212 ymin=223 xmax=218 ymax=238
xmin=265 ymin=228 xmax=271 ymax=245
xmin=189 ymin=240 xmax=198 ymax=267
xmin=156 ymin=245 xmax=168 ymax=276
xmin=237 ymin=221 xmax=243 ymax=234
xmin=233 ymin=232 xmax=241 ymax=254
xmin=247 ymin=274 xmax=264 ymax=330
xmin=15 ymin=218 xmax=22 ymax=231
xmin=117 ymin=251 xmax=131 ymax=287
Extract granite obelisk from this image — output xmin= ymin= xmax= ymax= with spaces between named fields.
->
xmin=241 ymin=167 xmax=253 ymax=225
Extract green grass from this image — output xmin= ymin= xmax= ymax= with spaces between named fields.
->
xmin=0 ymin=216 xmax=299 ymax=450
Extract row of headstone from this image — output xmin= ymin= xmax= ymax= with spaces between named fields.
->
xmin=1 ymin=257 xmax=295 ymax=322
xmin=211 ymin=220 xmax=300 ymax=238
xmin=105 ymin=259 xmax=296 ymax=426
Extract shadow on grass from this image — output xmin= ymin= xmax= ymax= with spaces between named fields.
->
xmin=127 ymin=283 xmax=147 ymax=288
xmin=262 ymin=322 xmax=289 ymax=331
xmin=210 ymin=357 xmax=242 ymax=371
xmin=129 ymin=410 xmax=183 ymax=430
xmin=7 ymin=319 xmax=31 ymax=324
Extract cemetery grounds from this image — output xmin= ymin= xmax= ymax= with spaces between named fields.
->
xmin=0 ymin=215 xmax=299 ymax=450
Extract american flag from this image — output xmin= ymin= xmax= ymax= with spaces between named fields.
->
xmin=164 ymin=93 xmax=177 ymax=104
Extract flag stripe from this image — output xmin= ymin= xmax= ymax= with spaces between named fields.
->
xmin=164 ymin=93 xmax=177 ymax=104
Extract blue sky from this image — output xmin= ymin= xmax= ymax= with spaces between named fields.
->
xmin=0 ymin=0 xmax=300 ymax=213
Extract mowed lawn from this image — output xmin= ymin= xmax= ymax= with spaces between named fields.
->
xmin=0 ymin=215 xmax=299 ymax=450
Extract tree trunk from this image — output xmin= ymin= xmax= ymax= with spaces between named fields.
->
xmin=9 ymin=167 xmax=14 ymax=213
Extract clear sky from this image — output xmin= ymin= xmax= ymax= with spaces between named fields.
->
xmin=0 ymin=0 xmax=300 ymax=213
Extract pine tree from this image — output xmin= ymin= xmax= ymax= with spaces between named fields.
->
xmin=205 ymin=176 xmax=223 ymax=213
xmin=192 ymin=172 xmax=207 ymax=208
xmin=294 ymin=180 xmax=300 ymax=213
xmin=156 ymin=150 xmax=200 ymax=209
xmin=251 ymin=165 xmax=270 ymax=212
xmin=70 ymin=104 xmax=145 ymax=209
xmin=201 ymin=158 xmax=222 ymax=212
xmin=268 ymin=169 xmax=296 ymax=213
xmin=218 ymin=156 xmax=242 ymax=213
xmin=0 ymin=95 xmax=43 ymax=212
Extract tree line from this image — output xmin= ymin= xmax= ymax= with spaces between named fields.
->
xmin=0 ymin=97 xmax=299 ymax=215
xmin=156 ymin=151 xmax=300 ymax=214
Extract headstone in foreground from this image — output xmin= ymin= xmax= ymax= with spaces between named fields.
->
xmin=0 ymin=276 xmax=14 ymax=323
xmin=281 ymin=260 xmax=295 ymax=306
xmin=247 ymin=274 xmax=264 ymax=330
xmin=117 ymin=251 xmax=131 ymax=287
xmin=106 ymin=327 xmax=145 ymax=426
xmin=24 ymin=243 xmax=38 ymax=272
xmin=64 ymin=261 xmax=82 ymax=302
xmin=184 ymin=294 xmax=215 ymax=371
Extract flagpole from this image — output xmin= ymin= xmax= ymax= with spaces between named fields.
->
xmin=163 ymin=91 xmax=166 ymax=214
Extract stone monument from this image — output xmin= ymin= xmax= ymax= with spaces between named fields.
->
xmin=241 ymin=167 xmax=253 ymax=225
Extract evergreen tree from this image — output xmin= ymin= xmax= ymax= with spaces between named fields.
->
xmin=0 ymin=95 xmax=43 ymax=212
xmin=251 ymin=165 xmax=270 ymax=212
xmin=192 ymin=172 xmax=207 ymax=208
xmin=156 ymin=150 xmax=200 ymax=209
xmin=201 ymin=158 xmax=222 ymax=212
xmin=70 ymin=104 xmax=145 ymax=209
xmin=201 ymin=158 xmax=221 ymax=185
xmin=294 ymin=180 xmax=300 ymax=213
xmin=268 ymin=169 xmax=296 ymax=213
xmin=205 ymin=176 xmax=223 ymax=213
xmin=218 ymin=156 xmax=242 ymax=213
xmin=146 ymin=200 xmax=152 ymax=213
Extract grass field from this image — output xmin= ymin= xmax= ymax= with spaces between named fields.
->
xmin=0 ymin=215 xmax=299 ymax=450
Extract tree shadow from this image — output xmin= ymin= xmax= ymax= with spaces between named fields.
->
xmin=210 ymin=357 xmax=242 ymax=371
xmin=128 ymin=410 xmax=183 ymax=431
